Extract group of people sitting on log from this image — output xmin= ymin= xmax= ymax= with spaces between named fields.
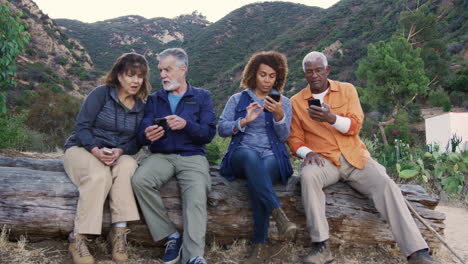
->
xmin=63 ymin=48 xmax=438 ymax=264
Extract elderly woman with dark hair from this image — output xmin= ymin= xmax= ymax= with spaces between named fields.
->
xmin=218 ymin=51 xmax=297 ymax=263
xmin=63 ymin=52 xmax=151 ymax=264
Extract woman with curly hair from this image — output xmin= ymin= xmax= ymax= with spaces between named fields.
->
xmin=218 ymin=51 xmax=296 ymax=263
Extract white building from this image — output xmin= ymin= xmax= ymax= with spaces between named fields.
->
xmin=425 ymin=112 xmax=468 ymax=152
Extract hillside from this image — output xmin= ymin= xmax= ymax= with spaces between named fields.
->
xmin=6 ymin=0 xmax=466 ymax=114
xmin=57 ymin=13 xmax=210 ymax=85
xmin=3 ymin=0 xmax=100 ymax=106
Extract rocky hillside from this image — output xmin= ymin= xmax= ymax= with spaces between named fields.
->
xmin=54 ymin=0 xmax=466 ymax=113
xmin=3 ymin=0 xmax=100 ymax=104
xmin=57 ymin=13 xmax=210 ymax=85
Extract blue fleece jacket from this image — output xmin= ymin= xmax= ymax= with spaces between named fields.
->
xmin=137 ymin=83 xmax=216 ymax=156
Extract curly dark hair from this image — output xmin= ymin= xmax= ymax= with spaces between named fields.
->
xmin=240 ymin=51 xmax=288 ymax=93
xmin=103 ymin=52 xmax=151 ymax=100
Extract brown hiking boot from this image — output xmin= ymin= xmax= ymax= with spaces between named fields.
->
xmin=272 ymin=207 xmax=297 ymax=241
xmin=242 ymin=243 xmax=270 ymax=264
xmin=107 ymin=227 xmax=131 ymax=263
xmin=69 ymin=234 xmax=95 ymax=264
xmin=303 ymin=240 xmax=333 ymax=264
xmin=408 ymin=249 xmax=439 ymax=264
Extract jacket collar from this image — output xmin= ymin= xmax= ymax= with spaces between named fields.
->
xmin=301 ymin=79 xmax=338 ymax=99
xmin=156 ymin=81 xmax=194 ymax=101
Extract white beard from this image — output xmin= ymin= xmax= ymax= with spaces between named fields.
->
xmin=162 ymin=79 xmax=179 ymax=92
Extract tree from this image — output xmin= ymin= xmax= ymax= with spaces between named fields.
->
xmin=0 ymin=3 xmax=30 ymax=109
xmin=0 ymin=3 xmax=30 ymax=150
xmin=399 ymin=0 xmax=450 ymax=93
xmin=356 ymin=37 xmax=429 ymax=146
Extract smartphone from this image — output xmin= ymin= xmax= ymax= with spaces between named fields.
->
xmin=264 ymin=90 xmax=281 ymax=113
xmin=308 ymin=99 xmax=321 ymax=108
xmin=153 ymin=118 xmax=168 ymax=139
xmin=102 ymin=149 xmax=113 ymax=155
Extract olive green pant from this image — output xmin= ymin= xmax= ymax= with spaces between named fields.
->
xmin=300 ymin=155 xmax=428 ymax=257
xmin=131 ymin=153 xmax=211 ymax=263
xmin=63 ymin=146 xmax=140 ymax=235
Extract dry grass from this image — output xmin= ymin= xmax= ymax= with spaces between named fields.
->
xmin=0 ymin=224 xmax=460 ymax=264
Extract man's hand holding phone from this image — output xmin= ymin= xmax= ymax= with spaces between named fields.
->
xmin=145 ymin=118 xmax=167 ymax=142
xmin=307 ymin=99 xmax=336 ymax=124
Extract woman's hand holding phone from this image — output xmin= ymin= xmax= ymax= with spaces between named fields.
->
xmin=264 ymin=91 xmax=284 ymax=121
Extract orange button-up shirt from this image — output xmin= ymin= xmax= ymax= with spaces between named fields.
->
xmin=287 ymin=80 xmax=370 ymax=169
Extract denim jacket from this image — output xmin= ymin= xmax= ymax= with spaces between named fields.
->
xmin=219 ymin=90 xmax=293 ymax=184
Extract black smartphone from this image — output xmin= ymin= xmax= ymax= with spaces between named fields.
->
xmin=308 ymin=99 xmax=321 ymax=108
xmin=264 ymin=90 xmax=281 ymax=113
xmin=153 ymin=118 xmax=168 ymax=139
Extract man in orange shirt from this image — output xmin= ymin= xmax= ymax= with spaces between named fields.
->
xmin=288 ymin=51 xmax=438 ymax=264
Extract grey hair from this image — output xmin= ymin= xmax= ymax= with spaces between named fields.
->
xmin=157 ymin=48 xmax=189 ymax=70
xmin=302 ymin=51 xmax=328 ymax=71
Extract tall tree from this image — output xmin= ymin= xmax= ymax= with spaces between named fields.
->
xmin=0 ymin=3 xmax=30 ymax=149
xmin=356 ymin=37 xmax=429 ymax=146
xmin=399 ymin=0 xmax=450 ymax=91
xmin=0 ymin=2 xmax=29 ymax=113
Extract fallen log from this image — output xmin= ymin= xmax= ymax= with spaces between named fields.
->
xmin=0 ymin=156 xmax=445 ymax=251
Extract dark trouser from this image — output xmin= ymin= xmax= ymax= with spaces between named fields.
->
xmin=230 ymin=147 xmax=281 ymax=243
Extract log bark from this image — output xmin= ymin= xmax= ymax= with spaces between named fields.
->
xmin=0 ymin=156 xmax=445 ymax=251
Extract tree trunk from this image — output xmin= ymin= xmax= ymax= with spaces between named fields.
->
xmin=0 ymin=156 xmax=445 ymax=251
xmin=378 ymin=105 xmax=399 ymax=147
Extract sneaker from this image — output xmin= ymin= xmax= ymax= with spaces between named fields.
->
xmin=408 ymin=249 xmax=439 ymax=264
xmin=162 ymin=235 xmax=183 ymax=264
xmin=107 ymin=227 xmax=130 ymax=263
xmin=69 ymin=233 xmax=95 ymax=264
xmin=303 ymin=240 xmax=334 ymax=264
xmin=242 ymin=243 xmax=270 ymax=264
xmin=187 ymin=256 xmax=207 ymax=264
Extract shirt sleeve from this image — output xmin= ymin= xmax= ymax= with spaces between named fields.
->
xmin=296 ymin=146 xmax=313 ymax=159
xmin=340 ymin=84 xmax=364 ymax=136
xmin=273 ymin=96 xmax=292 ymax=142
xmin=74 ymin=86 xmax=107 ymax=151
xmin=218 ymin=94 xmax=242 ymax=137
xmin=331 ymin=115 xmax=351 ymax=134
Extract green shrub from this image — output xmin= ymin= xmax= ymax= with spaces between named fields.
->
xmin=24 ymin=88 xmax=81 ymax=149
xmin=0 ymin=111 xmax=29 ymax=149
xmin=205 ymin=135 xmax=230 ymax=166
xmin=427 ymin=88 xmax=451 ymax=111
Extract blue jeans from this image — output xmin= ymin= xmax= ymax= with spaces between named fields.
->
xmin=230 ymin=147 xmax=281 ymax=243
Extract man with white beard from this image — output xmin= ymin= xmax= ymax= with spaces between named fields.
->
xmin=132 ymin=48 xmax=216 ymax=264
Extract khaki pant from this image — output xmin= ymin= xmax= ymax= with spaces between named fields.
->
xmin=131 ymin=153 xmax=211 ymax=264
xmin=301 ymin=155 xmax=428 ymax=257
xmin=64 ymin=146 xmax=140 ymax=235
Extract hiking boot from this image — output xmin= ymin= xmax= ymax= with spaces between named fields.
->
xmin=162 ymin=235 xmax=183 ymax=264
xmin=187 ymin=256 xmax=208 ymax=264
xmin=408 ymin=249 xmax=439 ymax=264
xmin=69 ymin=234 xmax=95 ymax=264
xmin=272 ymin=207 xmax=297 ymax=241
xmin=242 ymin=243 xmax=270 ymax=264
xmin=107 ymin=227 xmax=130 ymax=263
xmin=303 ymin=240 xmax=334 ymax=264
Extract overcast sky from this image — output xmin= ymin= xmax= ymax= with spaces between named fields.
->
xmin=31 ymin=0 xmax=340 ymax=23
